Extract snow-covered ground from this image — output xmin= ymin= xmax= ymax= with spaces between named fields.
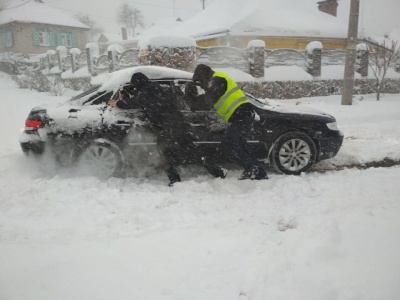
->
xmin=1 ymin=72 xmax=400 ymax=300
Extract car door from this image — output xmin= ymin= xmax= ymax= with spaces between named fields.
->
xmin=172 ymin=81 xmax=227 ymax=142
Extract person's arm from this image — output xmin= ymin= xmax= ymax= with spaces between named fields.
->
xmin=184 ymin=82 xmax=204 ymax=111
xmin=203 ymin=77 xmax=227 ymax=108
xmin=108 ymin=89 xmax=141 ymax=109
xmin=115 ymin=96 xmax=140 ymax=109
xmin=186 ymin=77 xmax=227 ymax=111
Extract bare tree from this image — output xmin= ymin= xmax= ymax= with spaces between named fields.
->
xmin=369 ymin=39 xmax=399 ymax=101
xmin=75 ymin=14 xmax=104 ymax=42
xmin=116 ymin=4 xmax=144 ymax=37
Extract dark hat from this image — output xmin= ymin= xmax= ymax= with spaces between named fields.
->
xmin=192 ymin=64 xmax=214 ymax=82
xmin=130 ymin=72 xmax=149 ymax=89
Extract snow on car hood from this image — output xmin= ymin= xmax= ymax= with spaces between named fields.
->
xmin=91 ymin=66 xmax=194 ymax=94
xmin=247 ymin=96 xmax=333 ymax=118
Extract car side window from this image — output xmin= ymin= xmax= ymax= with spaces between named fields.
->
xmin=83 ymin=91 xmax=113 ymax=106
xmin=172 ymin=82 xmax=191 ymax=111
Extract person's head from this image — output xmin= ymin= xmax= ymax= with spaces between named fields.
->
xmin=130 ymin=72 xmax=149 ymax=92
xmin=192 ymin=64 xmax=214 ymax=90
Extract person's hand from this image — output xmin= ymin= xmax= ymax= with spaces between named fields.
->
xmin=185 ymin=81 xmax=198 ymax=97
xmin=108 ymin=99 xmax=118 ymax=107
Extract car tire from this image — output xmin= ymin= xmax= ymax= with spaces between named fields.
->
xmin=76 ymin=140 xmax=124 ymax=178
xmin=270 ymin=131 xmax=317 ymax=175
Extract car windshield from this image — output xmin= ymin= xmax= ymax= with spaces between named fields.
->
xmin=68 ymin=86 xmax=114 ymax=106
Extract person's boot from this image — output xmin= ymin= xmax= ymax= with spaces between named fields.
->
xmin=239 ymin=167 xmax=256 ymax=180
xmin=254 ymin=166 xmax=268 ymax=180
xmin=168 ymin=175 xmax=181 ymax=186
xmin=239 ymin=166 xmax=268 ymax=180
xmin=166 ymin=167 xmax=181 ymax=187
xmin=201 ymin=157 xmax=227 ymax=179
xmin=210 ymin=166 xmax=227 ymax=179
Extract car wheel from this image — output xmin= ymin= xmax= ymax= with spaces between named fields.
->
xmin=77 ymin=141 xmax=123 ymax=178
xmin=270 ymin=131 xmax=317 ymax=175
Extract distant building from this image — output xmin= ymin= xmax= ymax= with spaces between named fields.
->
xmin=168 ymin=0 xmax=362 ymax=50
xmin=0 ymin=0 xmax=89 ymax=54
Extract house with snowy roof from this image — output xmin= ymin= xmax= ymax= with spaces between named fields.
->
xmin=0 ymin=0 xmax=89 ymax=54
xmin=166 ymin=0 xmax=379 ymax=50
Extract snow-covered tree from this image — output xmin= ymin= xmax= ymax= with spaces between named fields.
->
xmin=369 ymin=40 xmax=399 ymax=101
xmin=75 ymin=14 xmax=103 ymax=42
xmin=116 ymin=4 xmax=144 ymax=37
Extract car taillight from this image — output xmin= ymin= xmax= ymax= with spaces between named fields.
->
xmin=25 ymin=120 xmax=43 ymax=130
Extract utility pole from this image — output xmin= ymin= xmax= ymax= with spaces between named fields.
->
xmin=201 ymin=0 xmax=205 ymax=10
xmin=341 ymin=0 xmax=360 ymax=105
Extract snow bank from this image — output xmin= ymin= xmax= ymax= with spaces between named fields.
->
xmin=1 ymin=72 xmax=400 ymax=300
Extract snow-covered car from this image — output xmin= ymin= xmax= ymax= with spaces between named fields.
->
xmin=20 ymin=66 xmax=344 ymax=178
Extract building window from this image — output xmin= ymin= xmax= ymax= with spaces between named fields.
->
xmin=59 ymin=33 xmax=72 ymax=47
xmin=57 ymin=32 xmax=77 ymax=48
xmin=33 ymin=29 xmax=54 ymax=47
xmin=38 ymin=31 xmax=50 ymax=46
xmin=2 ymin=30 xmax=14 ymax=48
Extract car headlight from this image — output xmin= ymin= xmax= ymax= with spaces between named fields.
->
xmin=326 ymin=122 xmax=339 ymax=131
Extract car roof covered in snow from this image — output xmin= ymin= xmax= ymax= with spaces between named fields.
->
xmin=91 ymin=66 xmax=194 ymax=93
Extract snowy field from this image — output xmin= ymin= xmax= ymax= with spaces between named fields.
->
xmin=1 ymin=72 xmax=400 ymax=300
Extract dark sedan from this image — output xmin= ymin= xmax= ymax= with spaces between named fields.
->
xmin=20 ymin=66 xmax=343 ymax=178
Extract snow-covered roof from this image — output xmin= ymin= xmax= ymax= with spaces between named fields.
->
xmin=0 ymin=0 xmax=89 ymax=29
xmin=133 ymin=17 xmax=184 ymax=42
xmin=98 ymin=32 xmax=125 ymax=43
xmin=168 ymin=0 xmax=348 ymax=39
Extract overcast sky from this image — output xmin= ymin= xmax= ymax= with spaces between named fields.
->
xmin=44 ymin=0 xmax=218 ymax=34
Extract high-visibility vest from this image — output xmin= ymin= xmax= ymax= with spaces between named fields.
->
xmin=212 ymin=72 xmax=249 ymax=122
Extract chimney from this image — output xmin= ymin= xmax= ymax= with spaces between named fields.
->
xmin=317 ymin=0 xmax=339 ymax=17
xmin=121 ymin=27 xmax=128 ymax=40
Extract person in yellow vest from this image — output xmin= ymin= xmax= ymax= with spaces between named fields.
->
xmin=188 ymin=64 xmax=268 ymax=180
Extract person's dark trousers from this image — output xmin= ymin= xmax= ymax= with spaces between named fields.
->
xmin=221 ymin=105 xmax=260 ymax=170
xmin=160 ymin=132 xmax=225 ymax=183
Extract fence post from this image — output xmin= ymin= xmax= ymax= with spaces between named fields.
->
xmin=70 ymin=48 xmax=81 ymax=73
xmin=38 ymin=55 xmax=46 ymax=71
xmin=56 ymin=46 xmax=67 ymax=72
xmin=306 ymin=41 xmax=323 ymax=77
xmin=86 ymin=43 xmax=99 ymax=76
xmin=107 ymin=44 xmax=124 ymax=72
xmin=248 ymin=40 xmax=265 ymax=78
xmin=356 ymin=43 xmax=369 ymax=77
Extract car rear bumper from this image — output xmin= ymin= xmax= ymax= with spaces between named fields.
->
xmin=19 ymin=130 xmax=45 ymax=155
xmin=318 ymin=130 xmax=344 ymax=160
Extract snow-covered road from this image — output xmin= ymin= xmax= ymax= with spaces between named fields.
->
xmin=1 ymin=73 xmax=400 ymax=300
